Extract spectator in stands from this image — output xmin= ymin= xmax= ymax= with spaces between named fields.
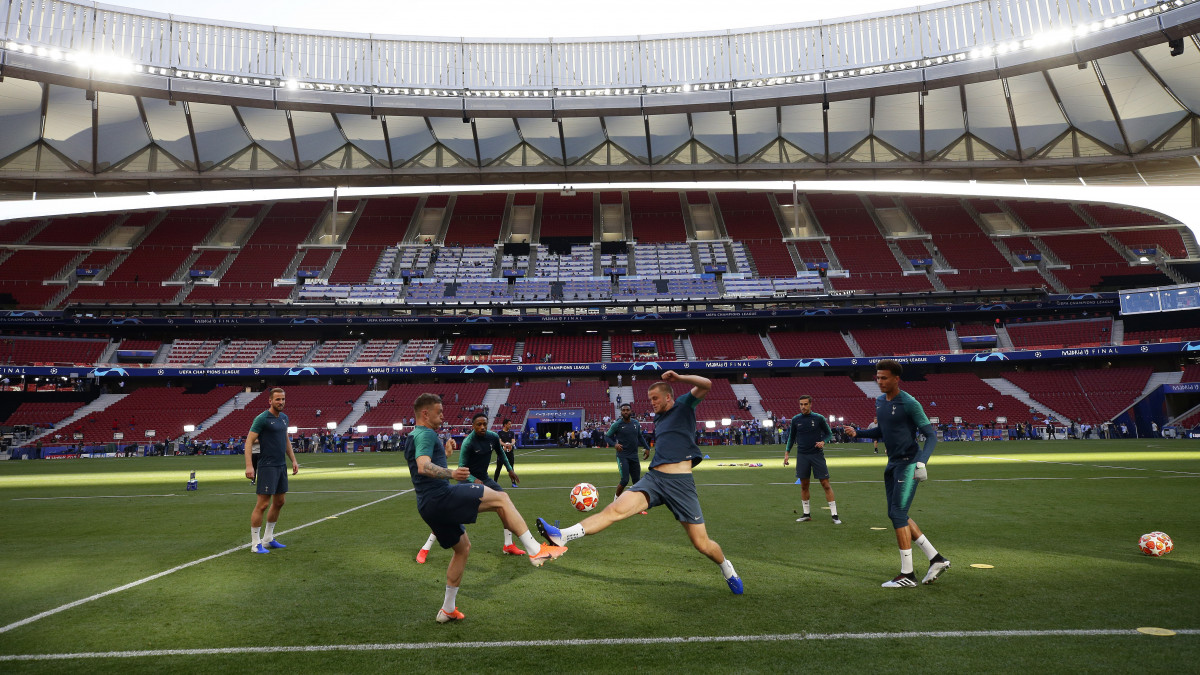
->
xmin=566 ymin=378 xmax=572 ymax=388
xmin=987 ymin=401 xmax=994 ymax=410
xmin=560 ymin=392 xmax=566 ymax=404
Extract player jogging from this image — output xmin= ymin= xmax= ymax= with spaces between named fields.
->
xmin=244 ymin=388 xmax=299 ymax=554
xmin=846 ymin=360 xmax=950 ymax=588
xmin=537 ymin=371 xmax=744 ymax=595
xmin=607 ymin=403 xmax=651 ymax=511
xmin=405 ymin=394 xmax=565 ymax=623
xmin=417 ymin=413 xmax=526 ymax=562
xmin=782 ymin=395 xmax=840 ymax=525
xmin=493 ymin=418 xmax=518 ymax=487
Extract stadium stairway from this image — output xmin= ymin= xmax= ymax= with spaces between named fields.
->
xmin=760 ymin=335 xmax=780 ymax=360
xmin=730 ymin=384 xmax=765 ymax=420
xmin=96 ymin=341 xmax=119 ymax=365
xmin=994 ymin=326 xmax=1015 ymax=350
xmin=852 ymin=380 xmax=877 ymax=399
xmin=22 ymin=393 xmax=127 ymax=447
xmin=1111 ymin=320 xmax=1125 ymax=345
xmin=680 ymin=336 xmax=697 ymax=360
xmin=610 ymin=386 xmax=633 ymax=409
xmin=195 ymin=391 xmax=260 ymax=435
xmin=946 ymin=327 xmax=962 ymax=352
xmin=1109 ymin=370 xmax=1188 ymax=426
xmin=843 ymin=332 xmax=866 ymax=358
xmin=335 ymin=390 xmax=389 ymax=434
xmin=481 ymin=388 xmax=511 ymax=424
xmin=981 ymin=378 xmax=1065 ymax=423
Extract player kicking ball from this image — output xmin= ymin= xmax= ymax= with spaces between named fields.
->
xmin=416 ymin=412 xmax=526 ymax=563
xmin=846 ymin=360 xmax=950 ymax=588
xmin=405 ymin=394 xmax=566 ymax=623
xmin=537 ymin=371 xmax=744 ymax=595
xmin=782 ymin=394 xmax=841 ymax=525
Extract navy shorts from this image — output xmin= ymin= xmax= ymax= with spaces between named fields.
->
xmin=629 ymin=470 xmax=704 ymax=524
xmin=794 ymin=453 xmax=830 ymax=481
xmin=616 ymin=456 xmax=642 ymax=487
xmin=255 ymin=464 xmax=288 ymax=496
xmin=883 ymin=460 xmax=919 ymax=529
xmin=419 ymin=483 xmax=485 ymax=549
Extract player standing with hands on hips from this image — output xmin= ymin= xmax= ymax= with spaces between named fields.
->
xmin=245 ymin=388 xmax=299 ymax=554
xmin=847 ymin=360 xmax=950 ymax=587
xmin=783 ymin=395 xmax=840 ymax=524
xmin=537 ymin=371 xmax=744 ymax=595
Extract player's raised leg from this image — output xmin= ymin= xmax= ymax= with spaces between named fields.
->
xmin=436 ymin=533 xmax=469 ymax=623
xmin=477 ymin=486 xmax=566 ymax=566
xmin=537 ymin=489 xmax=649 ymax=546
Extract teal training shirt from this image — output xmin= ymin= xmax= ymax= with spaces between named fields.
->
xmin=249 ymin=410 xmax=289 ymax=467
xmin=606 ymin=418 xmax=650 ymax=459
xmin=784 ymin=412 xmax=833 ymax=455
xmin=404 ymin=426 xmax=450 ymax=506
xmin=458 ymin=430 xmax=510 ymax=481
xmin=649 ymin=392 xmax=703 ymax=469
xmin=858 ymin=390 xmax=937 ymax=464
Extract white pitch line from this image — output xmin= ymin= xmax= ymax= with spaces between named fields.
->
xmin=10 ymin=488 xmax=405 ymax=502
xmin=1 ymin=628 xmax=1196 ymax=662
xmin=948 ymin=453 xmax=1200 ymax=476
xmin=0 ymin=489 xmax=413 ymax=635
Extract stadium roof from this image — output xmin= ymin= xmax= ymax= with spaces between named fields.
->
xmin=1 ymin=0 xmax=1199 ymax=191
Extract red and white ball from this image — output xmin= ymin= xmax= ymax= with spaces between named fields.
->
xmin=1138 ymin=531 xmax=1173 ymax=557
xmin=570 ymin=482 xmax=600 ymax=512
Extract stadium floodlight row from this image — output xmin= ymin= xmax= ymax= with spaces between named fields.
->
xmin=0 ymin=0 xmax=1198 ymax=188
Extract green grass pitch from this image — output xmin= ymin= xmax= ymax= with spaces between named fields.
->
xmin=1 ymin=440 xmax=1197 ymax=673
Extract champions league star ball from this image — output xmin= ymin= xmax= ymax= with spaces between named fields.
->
xmin=570 ymin=483 xmax=600 ymax=512
xmin=1138 ymin=531 xmax=1173 ymax=557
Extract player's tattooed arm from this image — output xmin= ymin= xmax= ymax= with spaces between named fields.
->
xmin=416 ymin=454 xmax=462 ymax=480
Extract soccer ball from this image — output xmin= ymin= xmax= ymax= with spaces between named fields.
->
xmin=570 ymin=483 xmax=600 ymax=512
xmin=1138 ymin=531 xmax=1173 ymax=557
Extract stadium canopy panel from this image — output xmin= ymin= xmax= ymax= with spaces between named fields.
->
xmin=1 ymin=0 xmax=1199 ymax=191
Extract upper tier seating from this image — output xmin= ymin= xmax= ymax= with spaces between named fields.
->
xmin=769 ymin=330 xmax=854 ymax=359
xmin=523 ymin=335 xmax=603 ymax=363
xmin=213 ymin=340 xmax=270 ymax=366
xmin=610 ymin=333 xmax=677 ymax=362
xmin=264 ymin=340 xmax=317 ymax=365
xmin=447 ymin=337 xmax=517 ymax=363
xmin=540 ymin=192 xmax=593 ymax=237
xmin=29 ymin=214 xmax=115 ymax=245
xmin=444 ymin=194 xmax=505 ymax=246
xmin=395 ymin=339 xmax=438 ymax=364
xmin=1123 ymin=327 xmax=1200 ymax=345
xmin=0 ymin=337 xmax=108 ymax=365
xmin=1004 ymin=200 xmax=1090 ymax=230
xmin=165 ymin=340 xmax=221 ymax=365
xmin=629 ymin=379 xmax=753 ymax=424
xmin=688 ymin=333 xmax=766 ymax=360
xmin=851 ymin=327 xmax=949 ymax=356
xmin=353 ymin=339 xmax=401 ymax=365
xmin=1005 ymin=318 xmax=1113 ymax=349
xmin=630 ymin=192 xmax=687 ymax=243
xmin=308 ymin=340 xmax=358 ymax=365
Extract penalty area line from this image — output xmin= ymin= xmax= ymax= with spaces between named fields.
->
xmin=0 ymin=489 xmax=413 ymax=636
xmin=1 ymin=628 xmax=1197 ymax=661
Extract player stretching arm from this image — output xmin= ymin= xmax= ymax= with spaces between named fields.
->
xmin=847 ymin=360 xmax=949 ymax=588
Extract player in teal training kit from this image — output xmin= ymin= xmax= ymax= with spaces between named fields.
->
xmin=416 ymin=413 xmax=525 ymax=562
xmin=607 ymin=403 xmax=651 ymax=503
xmin=782 ymin=395 xmax=840 ymax=524
xmin=405 ymin=393 xmax=565 ymax=623
xmin=244 ymin=388 xmax=299 ymax=554
xmin=847 ymin=360 xmax=950 ymax=588
xmin=537 ymin=371 xmax=744 ymax=595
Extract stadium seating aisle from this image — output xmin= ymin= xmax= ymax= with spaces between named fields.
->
xmin=50 ymin=387 xmax=240 ymax=445
xmin=196 ymin=384 xmax=366 ymax=441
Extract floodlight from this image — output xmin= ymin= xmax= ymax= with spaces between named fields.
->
xmin=326 ymin=422 xmax=336 ymax=429
xmin=705 ymin=420 xmax=716 ymax=429
xmin=357 ymin=425 xmax=368 ymax=433
xmin=762 ymin=419 xmax=774 ymax=428
xmin=183 ymin=425 xmax=196 ymax=433
xmin=721 ymin=418 xmax=732 ymax=426
xmin=393 ymin=423 xmax=403 ymax=431
xmin=287 ymin=426 xmax=298 ymax=434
